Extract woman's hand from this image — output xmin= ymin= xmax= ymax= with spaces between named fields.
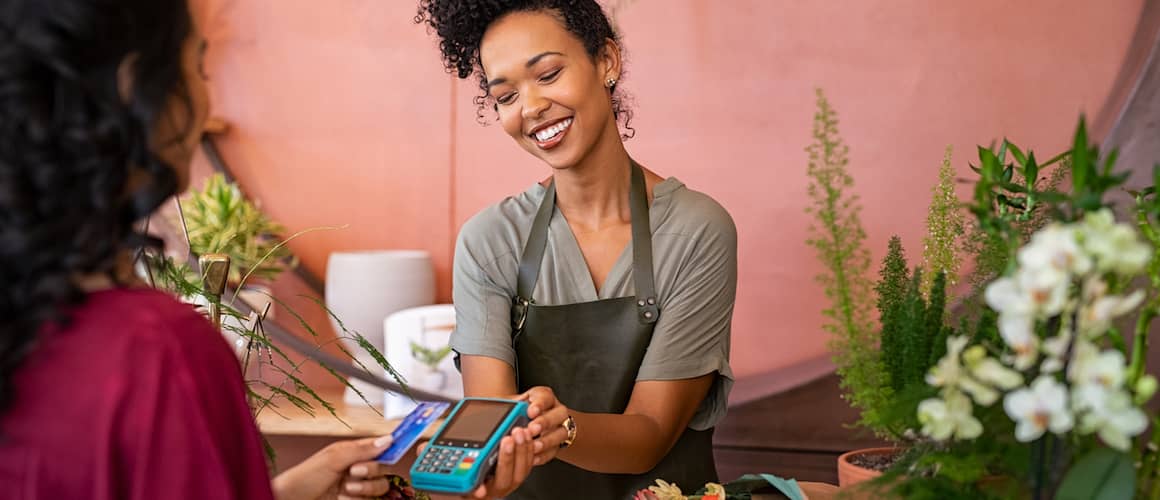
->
xmin=462 ymin=427 xmax=535 ymax=499
xmin=458 ymin=386 xmax=569 ymax=498
xmin=521 ymin=386 xmax=571 ymax=466
xmin=272 ymin=435 xmax=401 ymax=500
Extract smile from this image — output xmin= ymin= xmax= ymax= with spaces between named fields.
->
xmin=530 ymin=118 xmax=573 ymax=149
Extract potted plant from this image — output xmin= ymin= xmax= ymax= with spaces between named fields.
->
xmin=864 ymin=119 xmax=1160 ymax=499
xmin=410 ymin=341 xmax=453 ymax=392
xmin=177 ymin=173 xmax=298 ymax=315
xmin=805 ymin=89 xmax=975 ymax=486
xmin=146 ymin=172 xmax=406 ymax=435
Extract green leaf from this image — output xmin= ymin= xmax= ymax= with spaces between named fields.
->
xmin=1055 ymin=448 xmax=1134 ymax=500
xmin=1005 ymin=140 xmax=1027 ymax=166
xmin=1025 ymin=151 xmax=1039 ymax=186
xmin=1072 ymin=117 xmax=1091 ymax=192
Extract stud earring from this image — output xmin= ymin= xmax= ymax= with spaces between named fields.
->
xmin=606 ymin=78 xmax=617 ymax=89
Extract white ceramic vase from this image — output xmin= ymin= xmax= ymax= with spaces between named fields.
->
xmin=325 ymin=250 xmax=435 ymax=407
xmin=382 ymin=304 xmax=463 ymax=419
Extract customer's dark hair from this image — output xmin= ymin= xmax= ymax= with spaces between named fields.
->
xmin=415 ymin=0 xmax=633 ymax=137
xmin=0 ymin=0 xmax=193 ymax=409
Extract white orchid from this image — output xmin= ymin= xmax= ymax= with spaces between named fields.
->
xmin=967 ymin=354 xmax=1023 ymax=391
xmin=997 ymin=314 xmax=1039 ymax=370
xmin=1077 ymin=290 xmax=1145 ymax=339
xmin=1017 ymin=266 xmax=1071 ymax=317
xmin=1040 ymin=329 xmax=1073 ymax=373
xmin=984 ymin=276 xmax=1033 ymax=316
xmin=1004 ymin=376 xmax=1074 ymax=442
xmin=1068 ymin=346 xmax=1127 ymax=390
xmin=1073 ymin=385 xmax=1148 ymax=451
xmin=1080 ymin=208 xmax=1151 ymax=276
xmin=926 ymin=336 xmax=970 ymax=388
xmin=918 ymin=390 xmax=983 ymax=441
xmin=1019 ymin=223 xmax=1091 ymax=276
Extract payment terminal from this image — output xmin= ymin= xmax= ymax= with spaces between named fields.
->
xmin=409 ymin=397 xmax=530 ymax=495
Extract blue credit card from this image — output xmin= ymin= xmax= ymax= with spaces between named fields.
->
xmin=377 ymin=401 xmax=451 ymax=465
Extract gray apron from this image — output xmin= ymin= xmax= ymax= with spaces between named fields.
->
xmin=508 ymin=162 xmax=717 ymax=499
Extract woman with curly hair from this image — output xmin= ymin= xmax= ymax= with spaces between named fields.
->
xmin=0 ymin=1 xmax=405 ymax=498
xmin=416 ymin=1 xmax=737 ymax=498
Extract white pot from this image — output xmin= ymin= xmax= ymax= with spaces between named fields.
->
xmin=186 ymin=284 xmax=274 ymax=360
xmin=325 ymin=250 xmax=436 ymax=407
xmin=382 ymin=304 xmax=463 ymax=419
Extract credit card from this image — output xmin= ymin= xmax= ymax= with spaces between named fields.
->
xmin=376 ymin=401 xmax=451 ymax=465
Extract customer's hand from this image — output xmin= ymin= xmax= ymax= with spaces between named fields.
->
xmin=272 ymin=435 xmax=398 ymax=500
xmin=520 ymin=386 xmax=571 ymax=466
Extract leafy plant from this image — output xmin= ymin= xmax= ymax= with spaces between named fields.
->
xmin=410 ymin=342 xmax=453 ymax=371
xmin=146 ymin=179 xmax=408 ymax=466
xmin=178 ymin=173 xmax=297 ymax=285
xmin=804 ymin=88 xmax=886 ymax=434
xmin=877 ymin=118 xmax=1160 ymax=500
xmin=870 ymin=236 xmax=952 ymax=437
xmin=806 ymin=90 xmax=962 ymax=441
xmin=922 ymin=145 xmax=965 ymax=296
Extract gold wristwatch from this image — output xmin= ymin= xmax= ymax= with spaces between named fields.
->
xmin=560 ymin=415 xmax=577 ymax=448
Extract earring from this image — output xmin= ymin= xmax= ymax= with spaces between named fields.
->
xmin=606 ymin=78 xmax=617 ymax=89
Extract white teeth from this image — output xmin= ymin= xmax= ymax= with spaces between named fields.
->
xmin=534 ymin=118 xmax=572 ymax=142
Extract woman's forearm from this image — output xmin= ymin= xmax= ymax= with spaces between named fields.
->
xmin=555 ymin=410 xmax=674 ymax=475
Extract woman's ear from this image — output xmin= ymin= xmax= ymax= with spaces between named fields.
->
xmin=598 ymin=38 xmax=622 ymax=85
xmin=116 ymin=53 xmax=139 ymax=103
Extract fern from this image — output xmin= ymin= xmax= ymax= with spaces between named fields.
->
xmin=804 ymin=88 xmax=885 ymax=433
xmin=877 ymin=237 xmax=909 ymax=396
xmin=922 ymin=145 xmax=965 ymax=296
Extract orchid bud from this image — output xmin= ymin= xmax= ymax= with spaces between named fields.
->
xmin=1135 ymin=375 xmax=1157 ymax=405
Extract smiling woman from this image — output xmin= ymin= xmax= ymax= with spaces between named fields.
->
xmin=415 ymin=1 xmax=738 ymax=499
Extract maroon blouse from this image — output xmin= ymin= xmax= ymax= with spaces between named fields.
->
xmin=0 ymin=288 xmax=275 ymax=499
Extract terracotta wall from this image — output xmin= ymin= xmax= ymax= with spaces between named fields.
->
xmin=191 ymin=0 xmax=1143 ymax=384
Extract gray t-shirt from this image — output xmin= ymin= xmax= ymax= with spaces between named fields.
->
xmin=450 ymin=177 xmax=736 ymax=430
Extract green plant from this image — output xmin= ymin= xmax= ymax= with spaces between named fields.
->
xmin=147 ymin=177 xmax=407 ymax=465
xmin=959 ymin=146 xmax=1069 ymax=311
xmin=178 ymin=173 xmax=297 ymax=285
xmin=877 ymin=118 xmax=1160 ymax=500
xmin=410 ymin=341 xmax=453 ymax=371
xmin=922 ymin=145 xmax=965 ymax=296
xmin=803 ymin=88 xmax=885 ymax=433
xmin=870 ymin=236 xmax=952 ymax=437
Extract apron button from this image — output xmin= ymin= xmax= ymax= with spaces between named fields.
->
xmin=647 ymin=297 xmax=656 ymax=305
xmin=643 ymin=311 xmax=654 ymax=319
xmin=637 ymin=300 xmax=646 ymax=307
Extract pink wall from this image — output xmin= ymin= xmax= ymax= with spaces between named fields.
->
xmin=192 ymin=0 xmax=1143 ymax=384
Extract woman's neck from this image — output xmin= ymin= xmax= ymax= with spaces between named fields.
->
xmin=75 ymin=250 xmax=143 ymax=293
xmin=551 ymin=126 xmax=634 ymax=230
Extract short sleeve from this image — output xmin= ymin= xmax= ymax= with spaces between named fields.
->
xmin=116 ymin=309 xmax=274 ymax=500
xmin=449 ymin=216 xmax=519 ymax=368
xmin=636 ymin=202 xmax=737 ymax=430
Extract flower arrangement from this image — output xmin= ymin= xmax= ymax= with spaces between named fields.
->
xmin=633 ymin=475 xmax=805 ymax=500
xmin=879 ymin=119 xmax=1160 ymax=499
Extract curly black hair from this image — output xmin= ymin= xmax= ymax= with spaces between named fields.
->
xmin=0 ymin=0 xmax=193 ymax=410
xmin=415 ymin=0 xmax=634 ymax=138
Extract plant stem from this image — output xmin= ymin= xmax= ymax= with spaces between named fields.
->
xmin=1130 ymin=301 xmax=1158 ymax=386
xmin=1032 ymin=437 xmax=1045 ymax=500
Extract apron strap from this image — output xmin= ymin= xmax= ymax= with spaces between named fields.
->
xmin=628 ymin=161 xmax=659 ymax=323
xmin=513 ymin=161 xmax=659 ymax=326
xmin=516 ymin=178 xmax=556 ymax=303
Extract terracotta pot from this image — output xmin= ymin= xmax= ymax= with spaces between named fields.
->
xmin=836 ymin=447 xmax=901 ymax=487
